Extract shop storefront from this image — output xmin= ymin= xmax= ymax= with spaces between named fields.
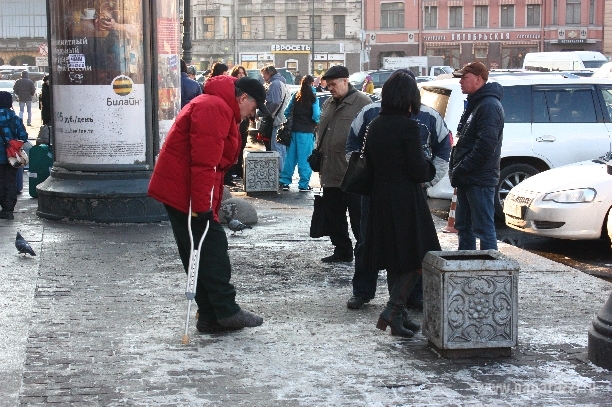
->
xmin=422 ymin=30 xmax=542 ymax=70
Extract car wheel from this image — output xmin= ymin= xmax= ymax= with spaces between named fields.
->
xmin=496 ymin=163 xmax=539 ymax=219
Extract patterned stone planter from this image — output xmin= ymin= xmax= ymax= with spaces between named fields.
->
xmin=423 ymin=250 xmax=519 ymax=358
xmin=243 ymin=150 xmax=280 ymax=193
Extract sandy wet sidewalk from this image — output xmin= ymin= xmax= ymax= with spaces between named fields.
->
xmin=0 ymin=179 xmax=611 ymax=406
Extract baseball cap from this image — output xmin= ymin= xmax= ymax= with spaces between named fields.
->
xmin=321 ymin=65 xmax=350 ymax=80
xmin=235 ymin=77 xmax=270 ymax=115
xmin=452 ymin=62 xmax=489 ymax=81
xmin=0 ymin=91 xmax=12 ymax=108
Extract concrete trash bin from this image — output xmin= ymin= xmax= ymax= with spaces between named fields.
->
xmin=243 ymin=150 xmax=280 ymax=193
xmin=422 ymin=250 xmax=519 ymax=358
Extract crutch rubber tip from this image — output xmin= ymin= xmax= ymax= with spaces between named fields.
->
xmin=195 ymin=311 xmax=199 ymax=319
xmin=181 ymin=334 xmax=190 ymax=344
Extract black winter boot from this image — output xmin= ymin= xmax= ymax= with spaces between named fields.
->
xmin=0 ymin=210 xmax=14 ymax=220
xmin=402 ymin=307 xmax=421 ymax=333
xmin=376 ymin=271 xmax=420 ymax=338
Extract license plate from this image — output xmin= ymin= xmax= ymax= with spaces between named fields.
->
xmin=504 ymin=200 xmax=525 ymax=219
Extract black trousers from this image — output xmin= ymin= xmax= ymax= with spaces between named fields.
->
xmin=0 ymin=164 xmax=17 ymax=212
xmin=352 ymin=195 xmax=423 ymax=301
xmin=322 ymin=186 xmax=361 ymax=257
xmin=165 ymin=205 xmax=240 ymax=321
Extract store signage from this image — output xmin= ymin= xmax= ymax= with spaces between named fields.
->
xmin=559 ymin=39 xmax=587 ymax=44
xmin=270 ymin=44 xmax=311 ymax=52
xmin=421 ymin=32 xmax=541 ymax=42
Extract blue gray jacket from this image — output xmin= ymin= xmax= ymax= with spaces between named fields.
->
xmin=347 ymin=101 xmax=452 ymax=187
xmin=0 ymin=107 xmax=28 ymax=164
xmin=263 ymin=73 xmax=289 ymax=126
xmin=180 ymin=72 xmax=202 ymax=108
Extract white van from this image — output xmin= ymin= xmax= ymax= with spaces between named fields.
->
xmin=421 ymin=74 xmax=612 ymax=218
xmin=522 ymin=51 xmax=608 ymax=73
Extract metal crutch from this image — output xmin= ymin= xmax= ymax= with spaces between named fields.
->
xmin=182 ymin=203 xmax=210 ymax=344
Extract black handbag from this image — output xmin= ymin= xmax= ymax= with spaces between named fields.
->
xmin=308 ymin=127 xmax=327 ymax=172
xmin=340 ymin=125 xmax=372 ymax=196
xmin=258 ymin=92 xmax=288 ymax=142
xmin=276 ymin=98 xmax=294 ymax=147
xmin=309 ymin=194 xmax=329 ymax=238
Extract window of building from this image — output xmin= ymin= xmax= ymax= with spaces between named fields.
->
xmin=223 ymin=17 xmax=229 ymax=39
xmin=286 ymin=1 xmax=297 ymax=10
xmin=193 ymin=17 xmax=198 ymax=40
xmin=381 ymin=2 xmax=404 ymax=29
xmin=501 ymin=5 xmax=514 ymax=27
xmin=241 ymin=3 xmax=252 ymax=13
xmin=241 ymin=17 xmax=251 ymax=39
xmin=553 ymin=0 xmax=558 ymax=24
xmin=264 ymin=16 xmax=275 ymax=39
xmin=424 ymin=6 xmax=438 ymax=29
xmin=334 ymin=15 xmax=345 ymax=38
xmin=527 ymin=4 xmax=541 ymax=26
xmin=0 ymin=0 xmax=46 ymax=38
xmin=566 ymin=0 xmax=581 ymax=24
xmin=475 ymin=6 xmax=488 ymax=27
xmin=287 ymin=16 xmax=298 ymax=40
xmin=590 ymin=0 xmax=595 ymax=24
xmin=310 ymin=15 xmax=322 ymax=39
xmin=449 ymin=6 xmax=462 ymax=28
xmin=202 ymin=17 xmax=214 ymax=40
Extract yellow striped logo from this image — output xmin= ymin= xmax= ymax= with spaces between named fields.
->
xmin=112 ymin=75 xmax=133 ymax=96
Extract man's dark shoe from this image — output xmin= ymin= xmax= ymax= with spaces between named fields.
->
xmin=0 ymin=210 xmax=14 ymax=220
xmin=196 ymin=317 xmax=241 ymax=334
xmin=347 ymin=295 xmax=370 ymax=309
xmin=218 ymin=309 xmax=263 ymax=328
xmin=280 ymin=183 xmax=290 ymax=191
xmin=321 ymin=254 xmax=353 ymax=263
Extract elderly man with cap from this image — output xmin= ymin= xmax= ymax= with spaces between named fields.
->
xmin=13 ymin=71 xmax=36 ymax=127
xmin=149 ymin=76 xmax=268 ymax=333
xmin=0 ymin=91 xmax=28 ymax=220
xmin=316 ymin=65 xmax=371 ymax=263
xmin=449 ymin=61 xmax=504 ymax=251
xmin=344 ymin=68 xmax=452 ymax=311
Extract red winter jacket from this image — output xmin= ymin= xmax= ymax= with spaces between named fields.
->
xmin=148 ymin=75 xmax=241 ymax=221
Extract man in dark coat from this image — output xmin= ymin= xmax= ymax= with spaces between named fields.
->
xmin=180 ymin=59 xmax=202 ymax=109
xmin=449 ymin=62 xmax=504 ymax=250
xmin=13 ymin=71 xmax=35 ymax=126
xmin=317 ymin=65 xmax=371 ymax=263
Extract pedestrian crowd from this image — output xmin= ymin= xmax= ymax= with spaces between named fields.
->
xmin=147 ymin=59 xmax=504 ymax=336
xmin=0 ymin=60 xmax=503 ymax=337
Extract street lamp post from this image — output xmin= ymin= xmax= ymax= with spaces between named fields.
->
xmin=182 ymin=0 xmax=192 ymax=64
xmin=311 ymin=0 xmax=314 ymax=75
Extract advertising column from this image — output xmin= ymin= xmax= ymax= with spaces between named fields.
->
xmin=37 ymin=0 xmax=180 ymax=222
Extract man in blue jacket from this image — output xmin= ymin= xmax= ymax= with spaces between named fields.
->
xmin=180 ymin=59 xmax=202 ymax=109
xmin=345 ymin=69 xmax=452 ymax=310
xmin=449 ymin=62 xmax=504 ymax=250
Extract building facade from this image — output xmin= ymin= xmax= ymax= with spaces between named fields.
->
xmin=0 ymin=0 xmax=47 ymax=67
xmin=189 ymin=0 xmax=363 ymax=77
xmin=364 ymin=0 xmax=606 ymax=71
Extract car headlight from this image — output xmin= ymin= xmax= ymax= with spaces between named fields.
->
xmin=542 ymin=188 xmax=596 ymax=203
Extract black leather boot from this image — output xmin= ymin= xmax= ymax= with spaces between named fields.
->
xmin=376 ymin=271 xmax=420 ymax=338
xmin=402 ymin=307 xmax=421 ymax=332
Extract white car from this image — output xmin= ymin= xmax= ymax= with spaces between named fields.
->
xmin=0 ymin=79 xmax=16 ymax=101
xmin=504 ymin=154 xmax=612 ymax=241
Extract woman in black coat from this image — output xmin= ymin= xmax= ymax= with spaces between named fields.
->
xmin=40 ymin=75 xmax=51 ymax=125
xmin=363 ymin=70 xmax=441 ymax=338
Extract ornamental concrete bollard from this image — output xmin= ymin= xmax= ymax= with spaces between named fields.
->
xmin=243 ymin=150 xmax=280 ymax=194
xmin=423 ymin=250 xmax=520 ymax=358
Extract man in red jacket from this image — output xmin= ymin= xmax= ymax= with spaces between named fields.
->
xmin=149 ymin=75 xmax=268 ymax=333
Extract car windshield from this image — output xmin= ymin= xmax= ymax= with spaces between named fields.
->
xmin=348 ymin=72 xmax=368 ymax=86
xmin=0 ymin=80 xmax=14 ymax=87
xmin=584 ymin=61 xmax=606 ymax=69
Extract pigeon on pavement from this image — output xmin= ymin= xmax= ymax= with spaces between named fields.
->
xmin=15 ymin=232 xmax=36 ymax=256
xmin=223 ymin=215 xmax=252 ymax=235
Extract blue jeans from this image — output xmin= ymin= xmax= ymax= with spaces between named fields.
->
xmin=455 ymin=186 xmax=498 ymax=250
xmin=279 ymin=132 xmax=314 ymax=189
xmin=18 ymin=101 xmax=32 ymax=125
xmin=271 ymin=126 xmax=287 ymax=173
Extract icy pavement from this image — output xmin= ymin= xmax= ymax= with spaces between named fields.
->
xmin=0 ymin=184 xmax=611 ymax=406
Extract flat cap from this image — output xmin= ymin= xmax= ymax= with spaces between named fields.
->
xmin=452 ymin=62 xmax=489 ymax=81
xmin=321 ymin=65 xmax=349 ymax=80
